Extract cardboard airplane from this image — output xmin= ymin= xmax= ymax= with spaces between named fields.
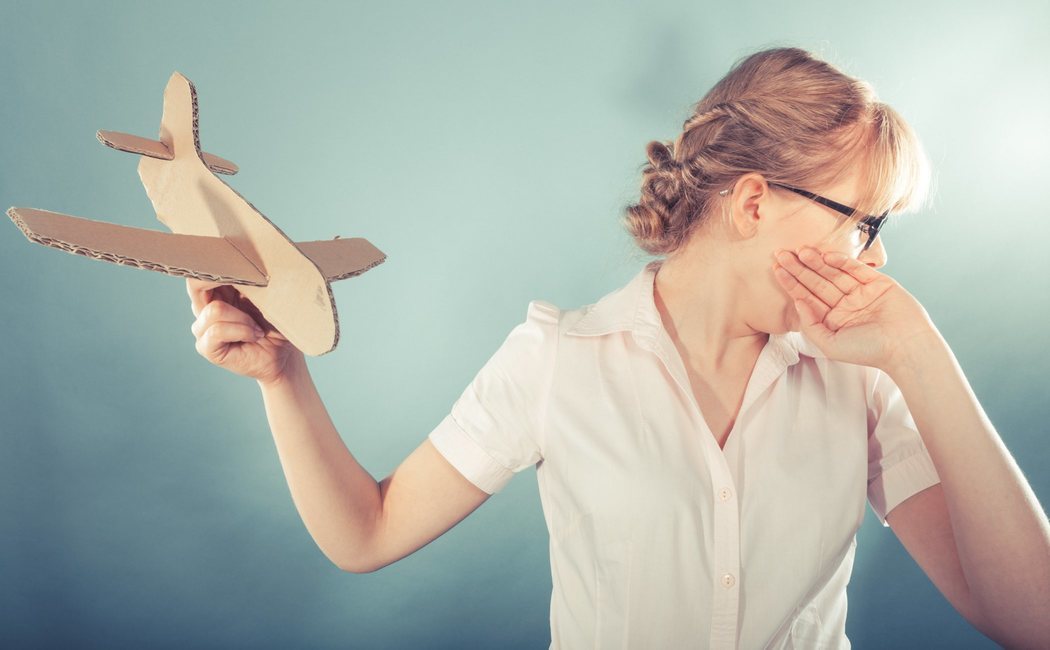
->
xmin=7 ymin=71 xmax=386 ymax=356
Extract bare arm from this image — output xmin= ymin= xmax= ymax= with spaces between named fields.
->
xmin=887 ymin=330 xmax=1050 ymax=648
xmin=258 ymin=354 xmax=492 ymax=573
xmin=187 ymin=279 xmax=492 ymax=574
xmin=257 ymin=352 xmax=384 ymax=572
xmin=368 ymin=437 xmax=492 ymax=572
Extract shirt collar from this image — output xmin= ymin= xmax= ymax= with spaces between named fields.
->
xmin=564 ymin=259 xmax=825 ymax=367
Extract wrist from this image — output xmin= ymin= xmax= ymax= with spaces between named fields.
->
xmin=883 ymin=326 xmax=947 ymax=377
xmin=257 ymin=351 xmax=307 ymax=391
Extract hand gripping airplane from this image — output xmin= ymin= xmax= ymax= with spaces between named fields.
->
xmin=7 ymin=71 xmax=386 ymax=356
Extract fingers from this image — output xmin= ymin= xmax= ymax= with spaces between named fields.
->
xmin=792 ymin=292 xmax=826 ymax=331
xmin=195 ymin=321 xmax=261 ymax=362
xmin=772 ymin=263 xmax=831 ymax=321
xmin=774 ymin=249 xmax=842 ymax=309
xmin=186 ymin=279 xmax=287 ymax=346
xmin=191 ymin=299 xmax=263 ymax=341
xmin=796 ymin=248 xmax=863 ymax=294
xmin=773 ymin=246 xmax=894 ymax=336
xmin=818 ymin=250 xmax=882 ymax=284
xmin=186 ymin=277 xmax=224 ymax=318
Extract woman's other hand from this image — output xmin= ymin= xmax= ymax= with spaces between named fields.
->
xmin=771 ymin=246 xmax=938 ymax=372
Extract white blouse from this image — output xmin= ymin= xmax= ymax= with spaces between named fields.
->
xmin=428 ymin=259 xmax=942 ymax=649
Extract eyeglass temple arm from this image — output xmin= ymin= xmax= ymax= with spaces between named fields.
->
xmin=767 ymin=182 xmax=857 ymax=218
xmin=724 ymin=182 xmax=888 ymax=222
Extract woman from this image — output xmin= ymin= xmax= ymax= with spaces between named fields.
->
xmin=186 ymin=47 xmax=1049 ymax=648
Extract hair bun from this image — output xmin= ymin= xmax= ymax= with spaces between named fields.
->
xmin=645 ymin=140 xmax=679 ymax=171
xmin=625 ymin=46 xmax=931 ymax=258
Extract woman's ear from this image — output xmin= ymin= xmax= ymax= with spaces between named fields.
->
xmin=727 ymin=173 xmax=772 ymax=239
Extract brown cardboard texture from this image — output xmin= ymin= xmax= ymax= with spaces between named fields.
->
xmin=8 ymin=71 xmax=386 ymax=356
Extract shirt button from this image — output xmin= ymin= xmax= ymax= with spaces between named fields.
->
xmin=719 ymin=487 xmax=732 ymax=502
xmin=721 ymin=573 xmax=736 ymax=588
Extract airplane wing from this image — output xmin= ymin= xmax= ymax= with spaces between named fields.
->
xmin=295 ymin=237 xmax=387 ymax=282
xmin=8 ymin=207 xmax=267 ymax=286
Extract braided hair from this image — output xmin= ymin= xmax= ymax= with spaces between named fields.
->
xmin=623 ymin=47 xmax=931 ymax=258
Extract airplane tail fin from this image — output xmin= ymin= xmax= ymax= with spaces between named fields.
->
xmin=158 ymin=71 xmax=201 ymax=160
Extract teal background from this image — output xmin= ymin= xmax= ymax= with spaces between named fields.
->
xmin=2 ymin=1 xmax=1047 ymax=648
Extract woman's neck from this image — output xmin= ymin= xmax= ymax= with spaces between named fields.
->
xmin=652 ymin=248 xmax=769 ymax=374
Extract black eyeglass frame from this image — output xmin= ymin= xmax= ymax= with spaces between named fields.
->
xmin=766 ymin=182 xmax=888 ymax=252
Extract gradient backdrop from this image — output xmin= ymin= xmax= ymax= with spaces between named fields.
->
xmin=2 ymin=1 xmax=1047 ymax=648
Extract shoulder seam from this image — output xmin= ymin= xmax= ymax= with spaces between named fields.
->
xmin=527 ymin=299 xmax=561 ymax=322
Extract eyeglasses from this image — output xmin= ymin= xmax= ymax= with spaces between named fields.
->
xmin=720 ymin=182 xmax=888 ymax=252
xmin=769 ymin=182 xmax=888 ymax=252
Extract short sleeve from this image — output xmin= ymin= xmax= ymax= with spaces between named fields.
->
xmin=427 ymin=299 xmax=560 ymax=495
xmin=866 ymin=367 xmax=942 ymax=527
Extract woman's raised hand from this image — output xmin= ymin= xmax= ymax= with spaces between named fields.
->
xmin=187 ymin=278 xmax=303 ymax=385
xmin=771 ymin=246 xmax=937 ymax=372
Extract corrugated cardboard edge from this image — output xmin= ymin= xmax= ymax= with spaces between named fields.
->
xmin=325 ymin=255 xmax=386 ymax=282
xmin=326 ymin=254 xmax=386 ymax=351
xmin=175 ymin=73 xmax=387 ymax=355
xmin=96 ymin=129 xmax=239 ymax=175
xmin=7 ymin=71 xmax=386 ymax=356
xmin=7 ymin=206 xmax=267 ymax=286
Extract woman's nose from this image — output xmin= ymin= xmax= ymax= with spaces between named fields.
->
xmin=858 ymin=235 xmax=888 ymax=269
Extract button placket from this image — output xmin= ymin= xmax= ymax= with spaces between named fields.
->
xmin=708 ymin=463 xmax=740 ymax=649
xmin=648 ymin=332 xmax=743 ymax=648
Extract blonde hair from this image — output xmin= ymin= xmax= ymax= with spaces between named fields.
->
xmin=622 ymin=46 xmax=933 ymax=257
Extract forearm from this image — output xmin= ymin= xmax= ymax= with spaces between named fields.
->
xmin=257 ymin=352 xmax=382 ymax=572
xmin=887 ymin=330 xmax=1050 ymax=647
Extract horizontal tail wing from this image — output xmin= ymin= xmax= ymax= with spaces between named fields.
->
xmin=295 ymin=237 xmax=387 ymax=282
xmin=8 ymin=207 xmax=267 ymax=286
xmin=96 ymin=130 xmax=239 ymax=175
